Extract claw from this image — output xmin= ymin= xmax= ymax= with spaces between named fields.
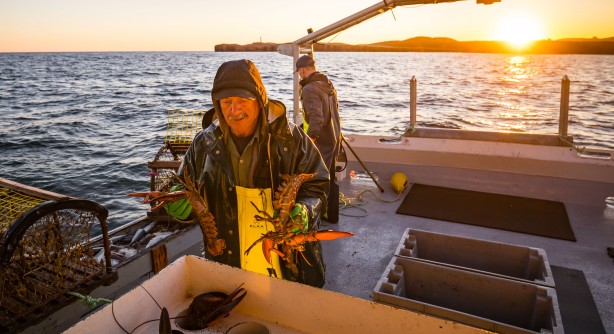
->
xmin=127 ymin=191 xmax=164 ymax=205
xmin=127 ymin=190 xmax=188 ymax=211
xmin=128 ymin=166 xmax=226 ymax=259
xmin=261 ymin=238 xmax=285 ymax=265
xmin=313 ymin=230 xmax=354 ymax=241
xmin=149 ymin=191 xmax=189 ymax=210
xmin=262 ymin=238 xmax=273 ymax=264
xmin=244 ymin=235 xmax=266 ymax=257
xmin=286 ymin=230 xmax=353 ymax=246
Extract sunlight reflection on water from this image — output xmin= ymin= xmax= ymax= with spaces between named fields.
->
xmin=1 ymin=52 xmax=612 ymax=228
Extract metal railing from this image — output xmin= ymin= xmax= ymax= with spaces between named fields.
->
xmin=559 ymin=75 xmax=570 ymax=137
xmin=406 ymin=75 xmax=576 ymax=147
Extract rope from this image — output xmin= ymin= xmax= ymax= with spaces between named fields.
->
xmin=403 ymin=122 xmax=416 ymax=136
xmin=67 ymin=291 xmax=112 ymax=308
xmin=559 ymin=134 xmax=586 ymax=154
xmin=378 ymin=122 xmax=415 ymax=143
xmin=339 ymin=192 xmax=368 ymax=217
xmin=339 ymin=188 xmax=406 ymax=218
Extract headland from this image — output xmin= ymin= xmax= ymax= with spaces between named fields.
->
xmin=214 ymin=36 xmax=614 ymax=54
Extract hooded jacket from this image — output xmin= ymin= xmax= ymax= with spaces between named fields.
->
xmin=299 ymin=71 xmax=341 ymax=172
xmin=178 ymin=59 xmax=330 ymax=286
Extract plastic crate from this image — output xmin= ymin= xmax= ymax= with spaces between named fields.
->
xmin=395 ymin=228 xmax=554 ymax=287
xmin=374 ymin=256 xmax=563 ymax=334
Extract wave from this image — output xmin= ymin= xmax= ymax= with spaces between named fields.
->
xmin=1 ymin=52 xmax=613 ymax=228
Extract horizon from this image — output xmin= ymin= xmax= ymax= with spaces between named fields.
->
xmin=2 ymin=0 xmax=613 ymax=53
xmin=3 ymin=35 xmax=611 ymax=54
xmin=223 ymin=35 xmax=614 ymax=45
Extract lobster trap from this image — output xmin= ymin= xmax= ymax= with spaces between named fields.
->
xmin=0 ymin=177 xmax=116 ymax=333
xmin=147 ymin=109 xmax=206 ymax=193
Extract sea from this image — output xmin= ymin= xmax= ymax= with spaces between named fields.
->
xmin=1 ymin=52 xmax=613 ymax=229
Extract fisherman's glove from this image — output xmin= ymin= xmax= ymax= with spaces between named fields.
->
xmin=290 ymin=203 xmax=309 ymax=233
xmin=163 ymin=185 xmax=192 ymax=220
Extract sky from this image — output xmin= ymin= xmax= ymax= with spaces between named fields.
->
xmin=1 ymin=0 xmax=613 ymax=52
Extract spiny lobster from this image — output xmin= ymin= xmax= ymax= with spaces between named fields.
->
xmin=245 ymin=173 xmax=353 ymax=265
xmin=128 ymin=166 xmax=226 ymax=256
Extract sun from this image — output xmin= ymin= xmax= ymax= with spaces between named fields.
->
xmin=494 ymin=13 xmax=546 ymax=47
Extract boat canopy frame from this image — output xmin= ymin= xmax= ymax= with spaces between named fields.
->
xmin=277 ymin=0 xmax=500 ymax=126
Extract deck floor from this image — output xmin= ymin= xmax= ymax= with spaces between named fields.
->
xmin=322 ymin=171 xmax=613 ymax=333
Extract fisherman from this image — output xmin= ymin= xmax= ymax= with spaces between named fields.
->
xmin=296 ymin=55 xmax=342 ymax=224
xmin=162 ymin=59 xmax=330 ymax=287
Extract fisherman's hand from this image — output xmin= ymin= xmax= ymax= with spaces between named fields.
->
xmin=164 ymin=185 xmax=192 ymax=220
xmin=290 ymin=203 xmax=309 ymax=233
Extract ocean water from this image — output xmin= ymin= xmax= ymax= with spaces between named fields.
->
xmin=1 ymin=52 xmax=613 ymax=229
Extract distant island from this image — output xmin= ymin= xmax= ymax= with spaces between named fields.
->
xmin=215 ymin=36 xmax=614 ymax=54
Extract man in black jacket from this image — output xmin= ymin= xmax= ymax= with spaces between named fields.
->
xmin=297 ymin=55 xmax=342 ymax=224
xmin=135 ymin=59 xmax=330 ymax=287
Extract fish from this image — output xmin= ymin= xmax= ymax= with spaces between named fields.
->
xmin=145 ymin=232 xmax=174 ymax=249
xmin=143 ymin=221 xmax=157 ymax=233
xmin=129 ymin=228 xmax=147 ymax=246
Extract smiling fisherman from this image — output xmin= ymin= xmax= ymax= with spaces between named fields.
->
xmin=168 ymin=59 xmax=330 ymax=287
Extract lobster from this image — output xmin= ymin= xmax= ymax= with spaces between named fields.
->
xmin=245 ymin=173 xmax=353 ymax=265
xmin=128 ymin=166 xmax=226 ymax=256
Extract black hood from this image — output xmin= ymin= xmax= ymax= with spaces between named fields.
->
xmin=212 ymin=59 xmax=268 ymax=106
xmin=211 ymin=59 xmax=269 ymax=135
xmin=202 ymin=59 xmax=287 ymax=133
xmin=299 ymin=71 xmax=335 ymax=95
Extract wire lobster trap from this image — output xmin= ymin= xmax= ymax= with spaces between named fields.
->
xmin=147 ymin=109 xmax=206 ymax=193
xmin=0 ymin=177 xmax=116 ymax=333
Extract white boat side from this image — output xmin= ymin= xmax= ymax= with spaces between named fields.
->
xmin=66 ymin=255 xmax=488 ymax=334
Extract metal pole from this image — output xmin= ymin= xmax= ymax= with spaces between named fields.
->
xmin=342 ymin=135 xmax=384 ymax=192
xmin=292 ymin=43 xmax=301 ymax=125
xmin=410 ymin=75 xmax=417 ymax=128
xmin=559 ymin=75 xmax=570 ymax=136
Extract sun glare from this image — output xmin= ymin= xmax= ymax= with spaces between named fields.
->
xmin=494 ymin=13 xmax=546 ymax=47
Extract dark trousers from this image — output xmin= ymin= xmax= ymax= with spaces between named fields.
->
xmin=326 ymin=172 xmax=339 ymax=223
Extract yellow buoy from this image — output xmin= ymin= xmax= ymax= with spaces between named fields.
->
xmin=390 ymin=172 xmax=408 ymax=194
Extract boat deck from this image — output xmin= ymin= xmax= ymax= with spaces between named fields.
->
xmin=32 ymin=145 xmax=613 ymax=334
xmin=322 ymin=162 xmax=613 ymax=333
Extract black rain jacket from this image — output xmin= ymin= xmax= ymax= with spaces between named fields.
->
xmin=178 ymin=59 xmax=330 ymax=287
xmin=299 ymin=71 xmax=341 ymax=172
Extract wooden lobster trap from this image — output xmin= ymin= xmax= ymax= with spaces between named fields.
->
xmin=0 ymin=177 xmax=116 ymax=333
xmin=147 ymin=109 xmax=206 ymax=193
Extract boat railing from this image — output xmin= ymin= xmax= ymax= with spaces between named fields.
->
xmin=405 ymin=75 xmax=574 ymax=147
xmin=405 ymin=75 xmax=612 ymax=160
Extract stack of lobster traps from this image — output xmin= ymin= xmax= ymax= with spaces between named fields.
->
xmin=146 ymin=109 xmax=205 ymax=220
xmin=147 ymin=109 xmax=206 ymax=192
xmin=0 ymin=177 xmax=116 ymax=333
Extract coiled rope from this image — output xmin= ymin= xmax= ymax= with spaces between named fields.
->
xmin=339 ymin=188 xmax=407 ymax=218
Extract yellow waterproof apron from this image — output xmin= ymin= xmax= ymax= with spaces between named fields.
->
xmin=236 ymin=186 xmax=283 ymax=278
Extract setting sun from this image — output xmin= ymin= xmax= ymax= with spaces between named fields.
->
xmin=494 ymin=13 xmax=546 ymax=47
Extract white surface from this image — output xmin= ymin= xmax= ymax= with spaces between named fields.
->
xmin=66 ymin=255 xmax=483 ymax=334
